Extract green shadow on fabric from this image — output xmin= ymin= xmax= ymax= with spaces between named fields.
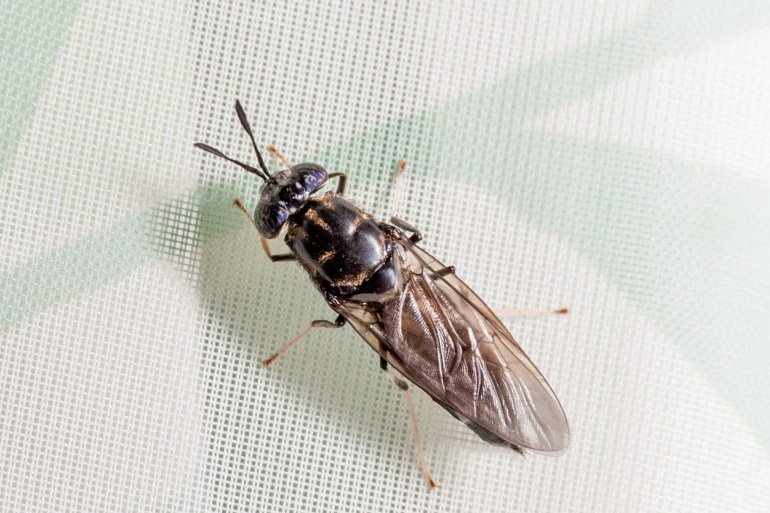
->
xmin=0 ymin=221 xmax=151 ymax=333
xmin=0 ymin=1 xmax=81 ymax=176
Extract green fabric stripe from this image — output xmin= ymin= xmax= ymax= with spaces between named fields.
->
xmin=0 ymin=1 xmax=81 ymax=175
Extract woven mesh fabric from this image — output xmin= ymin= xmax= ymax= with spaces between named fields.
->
xmin=2 ymin=0 xmax=770 ymax=511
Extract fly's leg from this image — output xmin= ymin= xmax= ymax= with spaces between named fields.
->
xmin=386 ymin=158 xmax=568 ymax=318
xmin=328 ymin=172 xmax=347 ymax=194
xmin=431 ymin=267 xmax=566 ymax=316
xmin=390 ymin=159 xmax=408 ymax=221
xmin=389 ymin=160 xmax=420 ymax=241
xmin=259 ymin=237 xmax=295 ymax=262
xmin=494 ymin=307 xmax=570 ymax=318
xmin=385 ymin=161 xmax=567 ymax=316
xmin=439 ymin=264 xmax=567 ymax=316
xmin=388 ymin=160 xmax=424 ymax=243
xmin=262 ymin=315 xmax=347 ymax=368
xmin=438 ymin=262 xmax=568 ymax=316
xmin=233 ymin=198 xmax=258 ymax=230
xmin=380 ymin=356 xmax=437 ymax=491
xmin=267 ymin=145 xmax=292 ymax=169
xmin=389 ymin=216 xmax=423 ymax=244
xmin=233 ymin=198 xmax=295 ymax=262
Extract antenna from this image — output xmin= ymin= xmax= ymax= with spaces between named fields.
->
xmin=193 ymin=142 xmax=269 ymax=182
xmin=235 ymin=100 xmax=271 ymax=178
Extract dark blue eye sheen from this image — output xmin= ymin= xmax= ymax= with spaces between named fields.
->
xmin=255 ymin=163 xmax=328 ymax=239
xmin=256 ymin=202 xmax=290 ymax=238
xmin=295 ymin=163 xmax=328 ymax=193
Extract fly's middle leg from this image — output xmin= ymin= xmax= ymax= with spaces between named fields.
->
xmin=390 ymin=216 xmax=423 ymax=243
xmin=389 ymin=159 xmax=408 ymax=221
xmin=261 ymin=315 xmax=347 ymax=368
xmin=389 ymin=159 xmax=423 ymax=243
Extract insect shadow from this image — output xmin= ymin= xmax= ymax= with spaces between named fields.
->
xmin=192 ymin=170 xmax=422 ymax=482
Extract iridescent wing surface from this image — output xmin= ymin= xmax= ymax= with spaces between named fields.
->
xmin=334 ymin=234 xmax=570 ymax=453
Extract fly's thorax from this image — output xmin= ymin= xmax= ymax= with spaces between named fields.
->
xmin=286 ymin=194 xmax=397 ymax=298
xmin=255 ymin=163 xmax=328 ymax=238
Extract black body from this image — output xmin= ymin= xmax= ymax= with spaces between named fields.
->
xmin=286 ymin=194 xmax=400 ymax=302
xmin=195 ymin=100 xmax=570 ymax=460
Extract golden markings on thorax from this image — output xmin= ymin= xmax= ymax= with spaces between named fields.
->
xmin=317 ymin=249 xmax=335 ymax=265
xmin=305 ymin=209 xmax=333 ymax=234
xmin=317 ymin=194 xmax=337 ymax=209
xmin=334 ymin=269 xmax=371 ymax=288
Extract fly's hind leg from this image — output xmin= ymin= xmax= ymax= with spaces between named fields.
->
xmin=386 ymin=162 xmax=567 ymax=317
xmin=380 ymin=356 xmax=437 ymax=491
xmin=262 ymin=315 xmax=346 ymax=368
xmin=494 ymin=307 xmax=570 ymax=318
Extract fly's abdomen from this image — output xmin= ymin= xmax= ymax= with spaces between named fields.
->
xmin=286 ymin=194 xmax=391 ymax=292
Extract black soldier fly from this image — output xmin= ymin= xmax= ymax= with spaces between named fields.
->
xmin=195 ymin=100 xmax=570 ymax=490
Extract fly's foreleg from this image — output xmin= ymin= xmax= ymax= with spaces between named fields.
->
xmin=232 ymin=198 xmax=295 ymax=262
xmin=328 ymin=172 xmax=347 ymax=194
xmin=259 ymin=237 xmax=295 ymax=262
xmin=267 ymin=145 xmax=292 ymax=169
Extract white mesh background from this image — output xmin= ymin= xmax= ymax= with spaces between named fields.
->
xmin=2 ymin=1 xmax=770 ymax=512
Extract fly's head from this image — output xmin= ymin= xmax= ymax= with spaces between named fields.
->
xmin=255 ymin=163 xmax=328 ymax=238
xmin=193 ymin=100 xmax=329 ymax=239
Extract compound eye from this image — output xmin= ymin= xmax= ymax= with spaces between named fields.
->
xmin=294 ymin=163 xmax=328 ymax=192
xmin=256 ymin=202 xmax=289 ymax=239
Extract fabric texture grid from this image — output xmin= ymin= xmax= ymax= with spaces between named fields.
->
xmin=2 ymin=1 xmax=770 ymax=512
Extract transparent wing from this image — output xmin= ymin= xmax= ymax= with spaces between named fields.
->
xmin=335 ymin=237 xmax=569 ymax=453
